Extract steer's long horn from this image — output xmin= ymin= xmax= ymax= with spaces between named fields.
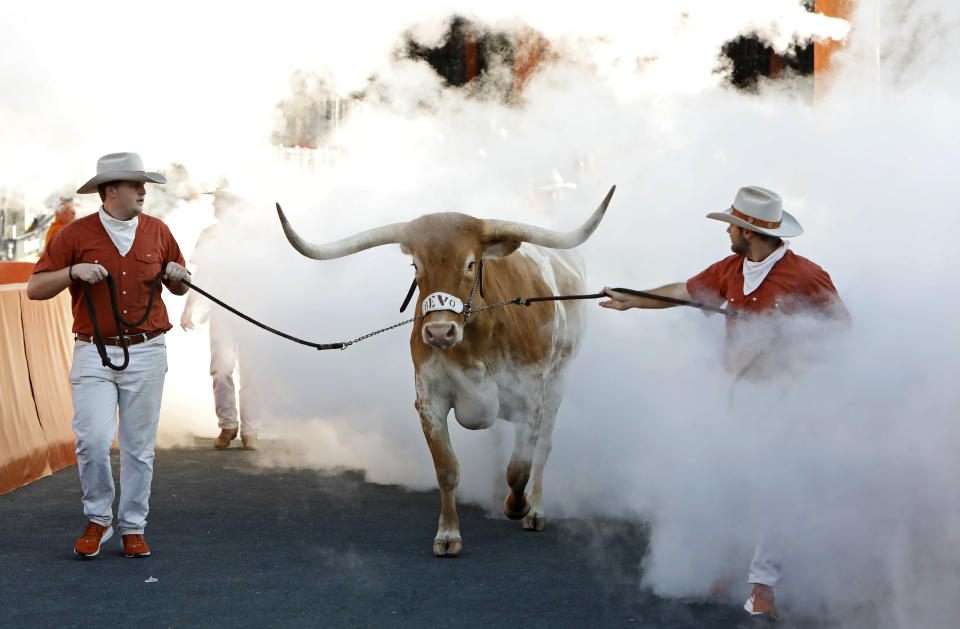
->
xmin=481 ymin=185 xmax=616 ymax=248
xmin=276 ymin=203 xmax=407 ymax=260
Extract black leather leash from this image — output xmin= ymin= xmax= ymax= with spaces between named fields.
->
xmin=81 ymin=272 xmax=166 ymax=371
xmin=178 ymin=278 xmax=345 ymax=351
xmin=518 ymin=287 xmax=744 ymax=318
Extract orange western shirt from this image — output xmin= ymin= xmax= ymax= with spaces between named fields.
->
xmin=44 ymin=217 xmax=70 ymax=249
xmin=686 ymin=250 xmax=844 ymax=320
xmin=686 ymin=250 xmax=847 ymax=375
xmin=34 ymin=212 xmax=185 ymax=337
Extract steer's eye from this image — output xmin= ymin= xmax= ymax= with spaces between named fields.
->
xmin=466 ymin=261 xmax=475 ymax=272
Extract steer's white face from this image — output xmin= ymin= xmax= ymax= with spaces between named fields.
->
xmin=418 ymin=286 xmax=468 ymax=349
xmin=409 ymin=242 xmax=478 ymax=350
xmin=403 ymin=213 xmax=520 ymax=351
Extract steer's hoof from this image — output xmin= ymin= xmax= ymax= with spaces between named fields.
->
xmin=521 ymin=508 xmax=546 ymax=532
xmin=433 ymin=536 xmax=462 ymax=557
xmin=503 ymin=493 xmax=531 ymax=520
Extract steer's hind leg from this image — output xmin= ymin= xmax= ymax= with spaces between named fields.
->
xmin=522 ymin=381 xmax=562 ymax=532
xmin=417 ymin=397 xmax=461 ymax=557
xmin=503 ymin=415 xmax=537 ymax=520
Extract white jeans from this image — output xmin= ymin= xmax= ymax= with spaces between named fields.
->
xmin=70 ymin=334 xmax=167 ymax=535
xmin=209 ymin=315 xmax=259 ymax=437
xmin=729 ymin=379 xmax=785 ymax=589
xmin=748 ymin=530 xmax=783 ymax=587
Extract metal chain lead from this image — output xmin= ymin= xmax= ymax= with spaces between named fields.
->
xmin=343 ymin=261 xmax=514 ymax=349
xmin=465 ymin=297 xmax=523 ymax=315
xmin=339 ymin=313 xmax=428 ymax=349
xmin=462 ymin=258 xmax=484 ymax=322
xmin=341 ymin=298 xmax=528 ymax=349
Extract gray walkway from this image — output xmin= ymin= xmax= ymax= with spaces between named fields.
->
xmin=1 ymin=445 xmax=820 ymax=628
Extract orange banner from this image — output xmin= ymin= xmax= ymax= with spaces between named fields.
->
xmin=0 ymin=261 xmax=34 ymax=284
xmin=814 ymin=0 xmax=854 ymax=99
xmin=0 ymin=282 xmax=76 ymax=495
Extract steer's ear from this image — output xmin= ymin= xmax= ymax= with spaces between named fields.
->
xmin=482 ymin=239 xmax=521 ymax=259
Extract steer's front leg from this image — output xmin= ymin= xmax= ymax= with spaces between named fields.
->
xmin=416 ymin=394 xmax=461 ymax=557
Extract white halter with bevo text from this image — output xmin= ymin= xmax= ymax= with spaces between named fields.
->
xmin=421 ymin=292 xmax=464 ymax=315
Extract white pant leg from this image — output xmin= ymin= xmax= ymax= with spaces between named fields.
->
xmin=71 ymin=345 xmax=121 ymax=528
xmin=748 ymin=532 xmax=783 ymax=587
xmin=209 ymin=319 xmax=239 ymax=431
xmin=70 ymin=336 xmax=167 ymax=534
xmin=236 ymin=349 xmax=260 ymax=438
xmin=115 ymin=336 xmax=167 ymax=534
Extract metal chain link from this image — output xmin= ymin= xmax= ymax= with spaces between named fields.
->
xmin=342 ymin=260 xmax=527 ymax=349
xmin=339 ymin=313 xmax=427 ymax=349
xmin=340 ymin=296 xmax=527 ymax=350
xmin=343 ymin=259 xmax=501 ymax=349
xmin=465 ymin=297 xmax=523 ymax=315
xmin=461 ymin=258 xmax=484 ymax=322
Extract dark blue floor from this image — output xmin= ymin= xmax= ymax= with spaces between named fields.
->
xmin=1 ymin=445 xmax=794 ymax=628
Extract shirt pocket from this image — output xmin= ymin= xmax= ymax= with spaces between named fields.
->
xmin=135 ymin=250 xmax=163 ymax=283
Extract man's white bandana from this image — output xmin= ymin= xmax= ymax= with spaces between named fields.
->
xmin=742 ymin=242 xmax=788 ymax=296
xmin=98 ymin=206 xmax=138 ymax=257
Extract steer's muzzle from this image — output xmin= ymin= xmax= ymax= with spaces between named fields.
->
xmin=422 ymin=321 xmax=462 ymax=350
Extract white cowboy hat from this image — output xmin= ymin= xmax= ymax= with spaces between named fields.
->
xmin=76 ymin=152 xmax=167 ymax=194
xmin=705 ymin=186 xmax=803 ymax=238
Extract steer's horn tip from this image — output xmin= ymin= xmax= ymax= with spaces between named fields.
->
xmin=597 ymin=185 xmax=616 ymax=211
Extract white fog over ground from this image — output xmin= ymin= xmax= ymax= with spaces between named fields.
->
xmin=2 ymin=1 xmax=958 ymax=626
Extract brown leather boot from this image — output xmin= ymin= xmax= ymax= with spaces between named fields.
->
xmin=213 ymin=429 xmax=238 ymax=449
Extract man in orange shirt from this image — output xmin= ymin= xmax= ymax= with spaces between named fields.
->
xmin=600 ymin=186 xmax=848 ymax=621
xmin=28 ymin=152 xmax=190 ymax=560
xmin=44 ymin=196 xmax=76 ymax=250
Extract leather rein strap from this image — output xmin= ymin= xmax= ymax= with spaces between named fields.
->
xmin=81 ymin=271 xmax=166 ymax=371
xmin=81 ymin=268 xmax=345 ymax=373
xmin=518 ymin=288 xmax=744 ymax=318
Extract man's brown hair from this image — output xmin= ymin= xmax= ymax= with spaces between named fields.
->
xmin=752 ymin=231 xmax=783 ymax=246
xmin=97 ymin=181 xmax=121 ymax=202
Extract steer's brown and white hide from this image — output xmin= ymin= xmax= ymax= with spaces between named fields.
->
xmin=276 ymin=186 xmax=614 ymax=557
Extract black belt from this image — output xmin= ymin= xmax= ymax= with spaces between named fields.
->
xmin=75 ymin=330 xmax=165 ymax=346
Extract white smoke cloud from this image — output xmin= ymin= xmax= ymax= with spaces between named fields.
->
xmin=5 ymin=1 xmax=959 ymax=626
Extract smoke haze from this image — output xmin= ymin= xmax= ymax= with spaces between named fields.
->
xmin=3 ymin=1 xmax=958 ymax=626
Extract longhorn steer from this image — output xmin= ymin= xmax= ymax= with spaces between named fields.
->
xmin=277 ymin=186 xmax=615 ymax=556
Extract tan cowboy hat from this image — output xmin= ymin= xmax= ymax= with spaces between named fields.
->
xmin=76 ymin=152 xmax=167 ymax=194
xmin=706 ymin=186 xmax=803 ymax=238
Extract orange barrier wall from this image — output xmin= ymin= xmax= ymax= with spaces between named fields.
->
xmin=0 ymin=278 xmax=76 ymax=495
xmin=513 ymin=28 xmax=552 ymax=103
xmin=814 ymin=0 xmax=854 ymax=99
xmin=0 ymin=261 xmax=34 ymax=284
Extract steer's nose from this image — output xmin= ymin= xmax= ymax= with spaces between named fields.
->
xmin=423 ymin=321 xmax=458 ymax=349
